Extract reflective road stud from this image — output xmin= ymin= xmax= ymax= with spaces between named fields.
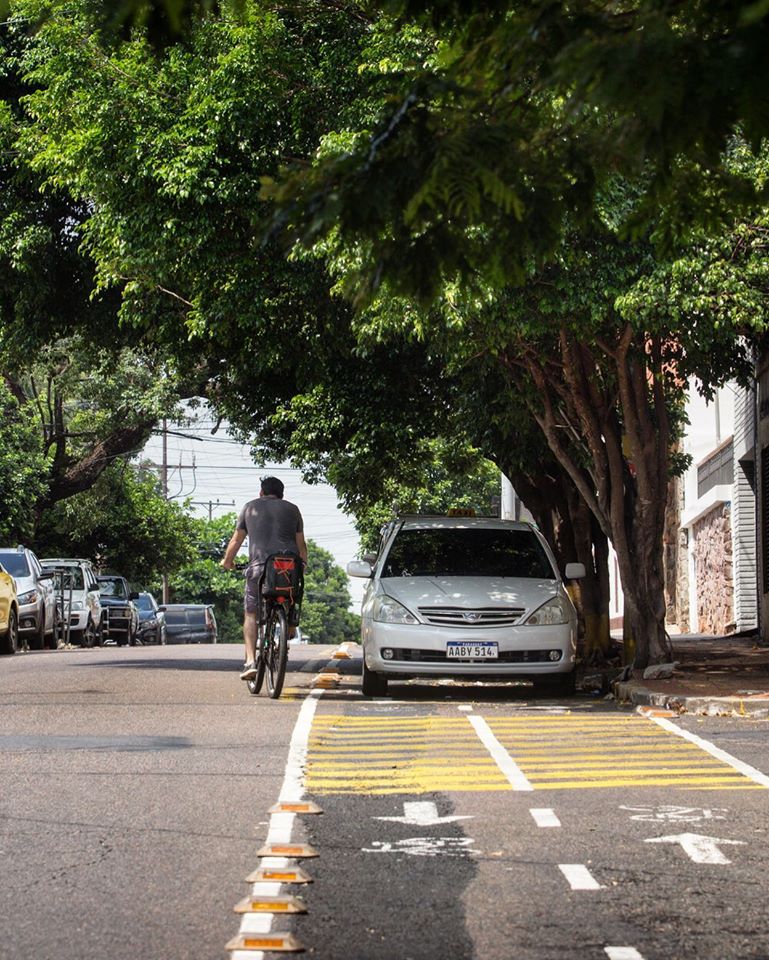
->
xmin=268 ymin=801 xmax=323 ymax=815
xmin=257 ymin=843 xmax=319 ymax=858
xmin=246 ymin=867 xmax=313 ymax=884
xmin=234 ymin=895 xmax=307 ymax=914
xmin=226 ymin=933 xmax=304 ymax=952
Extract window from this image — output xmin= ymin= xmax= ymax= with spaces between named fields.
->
xmin=0 ymin=552 xmax=30 ymax=578
xmin=382 ymin=528 xmax=556 ymax=579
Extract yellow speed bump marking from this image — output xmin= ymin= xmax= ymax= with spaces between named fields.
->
xmin=226 ymin=933 xmax=304 ymax=952
xmin=257 ymin=842 xmax=318 ymax=858
xmin=246 ymin=866 xmax=313 ymax=884
xmin=268 ymin=801 xmax=323 ymax=815
xmin=234 ymin=895 xmax=307 ymax=914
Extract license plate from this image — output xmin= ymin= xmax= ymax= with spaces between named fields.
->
xmin=446 ymin=642 xmax=498 ymax=659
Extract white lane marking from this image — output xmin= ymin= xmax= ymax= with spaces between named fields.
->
xmin=605 ymin=948 xmax=645 ymax=960
xmin=644 ymin=832 xmax=745 ymax=865
xmin=530 ymin=807 xmax=561 ymax=828
xmin=233 ymin=687 xmax=324 ymax=955
xmin=467 ymin=715 xmax=534 ymax=791
xmin=457 ymin=705 xmax=473 ymax=712
xmin=647 ymin=714 xmax=769 ymax=788
xmin=375 ymin=801 xmax=473 ymax=826
xmin=558 ymin=864 xmax=603 ymax=890
xmin=279 ymin=689 xmax=323 ymax=802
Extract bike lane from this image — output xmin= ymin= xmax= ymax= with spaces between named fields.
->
xmin=226 ymin=661 xmax=769 ymax=960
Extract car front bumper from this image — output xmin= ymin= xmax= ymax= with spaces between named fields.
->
xmin=18 ymin=600 xmax=43 ymax=635
xmin=362 ymin=619 xmax=577 ymax=678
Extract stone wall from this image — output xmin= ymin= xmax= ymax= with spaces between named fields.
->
xmin=692 ymin=503 xmax=735 ymax=635
xmin=664 ymin=474 xmax=690 ymax=631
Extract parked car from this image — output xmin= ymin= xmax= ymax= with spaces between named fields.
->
xmin=40 ymin=558 xmax=103 ymax=647
xmin=0 ymin=562 xmax=19 ymax=655
xmin=135 ymin=592 xmax=166 ymax=645
xmin=0 ymin=546 xmax=56 ymax=649
xmin=159 ymin=604 xmax=218 ymax=644
xmin=97 ymin=575 xmax=140 ymax=646
xmin=347 ymin=515 xmax=585 ymax=697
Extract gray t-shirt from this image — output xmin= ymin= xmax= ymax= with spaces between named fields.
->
xmin=237 ymin=496 xmax=304 ymax=565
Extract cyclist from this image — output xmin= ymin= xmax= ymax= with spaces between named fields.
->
xmin=220 ymin=476 xmax=307 ymax=680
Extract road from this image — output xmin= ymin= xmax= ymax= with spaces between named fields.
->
xmin=2 ymin=645 xmax=768 ymax=960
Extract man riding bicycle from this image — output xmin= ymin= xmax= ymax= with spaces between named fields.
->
xmin=220 ymin=476 xmax=307 ymax=680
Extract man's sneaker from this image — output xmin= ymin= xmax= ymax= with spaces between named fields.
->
xmin=240 ymin=661 xmax=258 ymax=680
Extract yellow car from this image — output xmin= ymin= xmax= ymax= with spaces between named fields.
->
xmin=0 ymin=562 xmax=19 ymax=655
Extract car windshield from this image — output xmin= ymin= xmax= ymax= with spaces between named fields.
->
xmin=44 ymin=565 xmax=84 ymax=589
xmin=0 ymin=552 xmax=30 ymax=577
xmin=135 ymin=594 xmax=155 ymax=611
xmin=382 ymin=527 xmax=556 ymax=579
xmin=99 ymin=578 xmax=127 ymax=598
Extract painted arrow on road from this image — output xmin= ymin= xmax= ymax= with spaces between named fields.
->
xmin=645 ymin=832 xmax=746 ymax=865
xmin=375 ymin=801 xmax=473 ymax=827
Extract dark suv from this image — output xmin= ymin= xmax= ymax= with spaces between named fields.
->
xmin=97 ymin=575 xmax=140 ymax=646
xmin=159 ymin=604 xmax=218 ymax=644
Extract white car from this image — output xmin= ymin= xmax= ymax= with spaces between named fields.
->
xmin=347 ymin=516 xmax=584 ymax=697
xmin=40 ymin=559 xmax=103 ymax=647
xmin=0 ymin=546 xmax=56 ymax=649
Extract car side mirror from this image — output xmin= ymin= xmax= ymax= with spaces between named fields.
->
xmin=129 ymin=591 xmax=140 ymax=600
xmin=347 ymin=560 xmax=374 ymax=578
xmin=564 ymin=562 xmax=586 ymax=580
xmin=39 ymin=571 xmax=54 ymax=580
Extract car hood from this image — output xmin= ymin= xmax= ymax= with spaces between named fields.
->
xmin=12 ymin=574 xmax=35 ymax=595
xmin=100 ymin=596 xmax=129 ymax=606
xmin=381 ymin=577 xmax=561 ymax=615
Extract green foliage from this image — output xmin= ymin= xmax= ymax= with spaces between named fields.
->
xmin=0 ymin=379 xmax=50 ymax=541
xmin=34 ymin=462 xmax=197 ymax=581
xmin=301 ymin=539 xmax=359 ymax=644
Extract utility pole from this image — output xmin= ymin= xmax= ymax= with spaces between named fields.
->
xmin=191 ymin=498 xmax=236 ymax=521
xmin=161 ymin=419 xmax=169 ymax=605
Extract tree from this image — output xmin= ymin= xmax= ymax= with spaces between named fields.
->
xmin=34 ymin=460 xmax=197 ymax=581
xmin=0 ymin=379 xmax=49 ymax=541
xmin=302 ymin=540 xmax=359 ymax=645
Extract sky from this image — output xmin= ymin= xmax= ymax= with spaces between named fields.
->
xmin=140 ymin=411 xmax=367 ymax=608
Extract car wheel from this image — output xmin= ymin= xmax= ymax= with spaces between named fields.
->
xmin=0 ymin=607 xmax=19 ymax=655
xmin=361 ymin=659 xmax=388 ymax=697
xmin=83 ymin=617 xmax=97 ymax=648
xmin=30 ymin=609 xmax=45 ymax=650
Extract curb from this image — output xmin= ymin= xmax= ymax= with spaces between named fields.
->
xmin=613 ymin=680 xmax=769 ymax=718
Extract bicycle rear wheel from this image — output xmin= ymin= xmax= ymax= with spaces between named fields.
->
xmin=265 ymin=606 xmax=288 ymax=699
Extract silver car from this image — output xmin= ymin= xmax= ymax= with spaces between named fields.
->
xmin=0 ymin=547 xmax=56 ymax=649
xmin=40 ymin=558 xmax=103 ymax=647
xmin=347 ymin=516 xmax=584 ymax=697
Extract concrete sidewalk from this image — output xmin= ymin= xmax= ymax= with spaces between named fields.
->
xmin=611 ymin=633 xmax=769 ymax=717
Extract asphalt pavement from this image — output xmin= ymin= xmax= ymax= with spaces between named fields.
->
xmin=2 ymin=644 xmax=769 ymax=960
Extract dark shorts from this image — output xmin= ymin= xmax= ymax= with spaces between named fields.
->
xmin=244 ymin=563 xmax=265 ymax=616
xmin=244 ymin=563 xmax=301 ymax=626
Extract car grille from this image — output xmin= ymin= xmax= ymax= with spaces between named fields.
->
xmin=389 ymin=648 xmax=561 ymax=663
xmin=417 ymin=606 xmax=525 ymax=627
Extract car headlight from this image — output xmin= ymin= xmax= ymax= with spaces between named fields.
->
xmin=525 ymin=597 xmax=568 ymax=625
xmin=17 ymin=590 xmax=39 ymax=605
xmin=70 ymin=600 xmax=84 ymax=611
xmin=373 ymin=595 xmax=418 ymax=624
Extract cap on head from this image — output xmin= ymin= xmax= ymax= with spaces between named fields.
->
xmin=260 ymin=476 xmax=284 ymax=498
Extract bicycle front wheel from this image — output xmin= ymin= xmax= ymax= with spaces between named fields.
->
xmin=265 ymin=606 xmax=289 ymax=699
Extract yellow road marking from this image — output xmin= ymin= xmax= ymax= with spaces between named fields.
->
xmin=303 ymin=713 xmax=765 ymax=795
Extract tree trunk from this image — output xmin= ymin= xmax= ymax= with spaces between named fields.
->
xmin=505 ymin=324 xmax=675 ymax=669
xmin=503 ymin=459 xmax=612 ymax=663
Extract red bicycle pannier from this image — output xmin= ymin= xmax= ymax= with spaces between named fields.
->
xmin=262 ymin=554 xmax=303 ymax=604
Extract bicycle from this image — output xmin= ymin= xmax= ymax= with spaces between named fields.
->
xmin=244 ymin=554 xmax=303 ymax=700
